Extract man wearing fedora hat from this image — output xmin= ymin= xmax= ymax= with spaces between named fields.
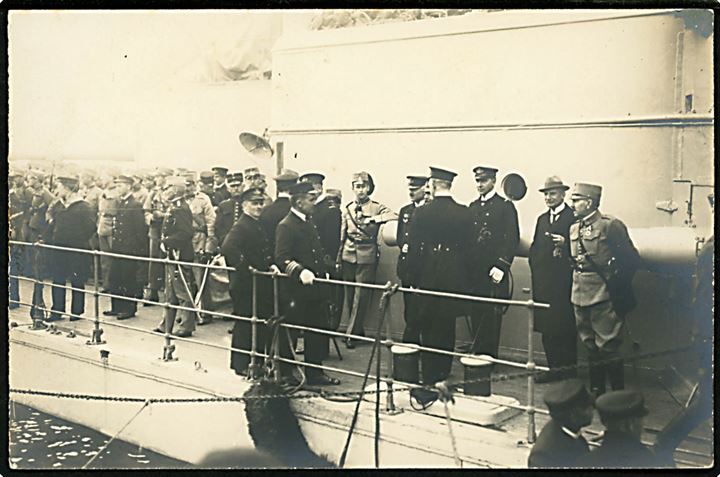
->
xmin=569 ymin=183 xmax=640 ymax=397
xmin=47 ymin=175 xmax=97 ymax=322
xmin=529 ymin=176 xmax=578 ymax=383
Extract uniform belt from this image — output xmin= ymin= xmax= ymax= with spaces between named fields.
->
xmin=348 ymin=237 xmax=375 ymax=245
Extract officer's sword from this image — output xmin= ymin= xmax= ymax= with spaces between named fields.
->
xmin=171 ymin=249 xmax=204 ymax=324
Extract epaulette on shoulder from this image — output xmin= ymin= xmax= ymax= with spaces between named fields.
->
xmin=600 ymin=214 xmax=617 ymax=221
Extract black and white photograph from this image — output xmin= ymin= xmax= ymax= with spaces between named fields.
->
xmin=5 ymin=8 xmax=715 ymax=470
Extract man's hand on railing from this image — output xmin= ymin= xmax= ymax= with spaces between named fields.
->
xmin=269 ymin=264 xmax=281 ymax=275
xmin=299 ymin=269 xmax=315 ymax=285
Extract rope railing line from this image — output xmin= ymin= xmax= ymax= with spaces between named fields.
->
xmin=10 ymin=239 xmax=550 ymax=309
xmin=10 ymin=273 xmax=548 ymax=371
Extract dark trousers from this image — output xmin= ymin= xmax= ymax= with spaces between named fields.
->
xmin=541 ymin=327 xmax=578 ymax=377
xmin=401 ymin=290 xmax=421 ymax=344
xmin=109 ymin=257 xmax=140 ymax=315
xmin=9 ymin=245 xmax=24 ymax=303
xmin=418 ymin=299 xmax=457 ymax=385
xmin=147 ymin=233 xmax=164 ymax=293
xmin=51 ymin=275 xmax=86 ymax=317
xmin=288 ymin=295 xmax=330 ymax=376
xmin=469 ymin=279 xmax=509 ymax=357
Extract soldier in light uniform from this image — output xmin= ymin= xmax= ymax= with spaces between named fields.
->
xmin=215 ymin=172 xmax=245 ymax=246
xmin=142 ymin=167 xmax=172 ymax=303
xmin=337 ymin=171 xmax=397 ymax=348
xmin=97 ymin=179 xmax=118 ymax=291
xmin=396 ymin=175 xmax=428 ymax=344
xmin=569 ymin=183 xmax=640 ymax=396
xmin=132 ymin=174 xmax=149 ymax=205
xmin=185 ymin=173 xmax=218 ymax=324
xmin=198 ymin=171 xmax=216 ymax=208
xmin=211 ymin=166 xmax=231 ymax=207
xmin=153 ymin=179 xmax=197 ymax=337
xmin=467 ymin=165 xmax=520 ymax=357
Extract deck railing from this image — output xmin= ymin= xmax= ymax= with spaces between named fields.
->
xmin=9 ymin=238 xmax=561 ymax=445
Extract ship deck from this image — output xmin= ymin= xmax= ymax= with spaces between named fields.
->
xmin=8 ymin=279 xmax=712 ymax=468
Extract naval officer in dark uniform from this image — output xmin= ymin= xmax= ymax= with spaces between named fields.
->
xmin=275 ymin=182 xmax=341 ymax=386
xmin=529 ymin=176 xmax=578 ymax=383
xmin=211 ymin=166 xmax=231 ymax=207
xmin=260 ymin=170 xmax=299 ymax=250
xmin=569 ymin=183 xmax=640 ymax=396
xmin=528 ymin=378 xmax=593 ymax=468
xmin=396 ymin=175 xmax=428 ymax=344
xmin=222 ymin=187 xmax=277 ymax=377
xmin=405 ymin=167 xmax=472 ymax=392
xmin=468 ymin=165 xmax=520 ymax=357
xmin=105 ymin=175 xmax=148 ymax=320
xmin=214 ymin=172 xmax=244 ymax=246
xmin=47 ymin=175 xmax=97 ymax=322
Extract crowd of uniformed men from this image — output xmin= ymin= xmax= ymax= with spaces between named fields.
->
xmin=8 ymin=161 xmax=712 ymax=465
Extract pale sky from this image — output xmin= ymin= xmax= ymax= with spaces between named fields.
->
xmin=8 ymin=10 xmax=284 ymax=169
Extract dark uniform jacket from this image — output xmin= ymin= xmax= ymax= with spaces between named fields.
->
xmin=396 ymin=201 xmax=423 ymax=284
xmin=212 ymin=184 xmax=231 ymax=207
xmin=9 ymin=185 xmax=32 ymax=241
xmin=468 ymin=192 xmax=520 ymax=285
xmin=112 ymin=193 xmax=148 ymax=255
xmin=259 ymin=195 xmax=291 ymax=253
xmin=161 ymin=200 xmax=195 ymax=262
xmin=221 ymin=214 xmax=274 ymax=318
xmin=406 ymin=195 xmax=472 ymax=313
xmin=275 ymin=210 xmax=330 ymax=305
xmin=527 ymin=419 xmax=590 ymax=468
xmin=579 ymin=430 xmax=664 ymax=468
xmin=50 ymin=199 xmax=97 ymax=281
xmin=529 ymin=204 xmax=576 ymax=334
xmin=215 ymin=197 xmax=243 ymax=247
xmin=312 ymin=198 xmax=343 ymax=262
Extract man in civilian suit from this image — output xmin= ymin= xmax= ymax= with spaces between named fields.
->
xmin=529 ymin=176 xmax=578 ymax=383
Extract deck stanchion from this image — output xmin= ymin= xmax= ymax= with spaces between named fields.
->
xmin=87 ymin=250 xmax=105 ymax=345
xmin=526 ymin=298 xmax=537 ymax=444
xmin=161 ymin=256 xmax=176 ymax=361
xmin=272 ymin=272 xmax=281 ymax=383
xmin=249 ymin=270 xmax=258 ymax=380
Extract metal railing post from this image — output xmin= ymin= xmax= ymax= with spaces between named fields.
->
xmin=383 ymin=299 xmax=399 ymax=415
xmin=526 ymin=298 xmax=537 ymax=444
xmin=161 ymin=256 xmax=176 ymax=361
xmin=87 ymin=250 xmax=105 ymax=345
xmin=272 ymin=272 xmax=281 ymax=383
xmin=249 ymin=270 xmax=258 ymax=379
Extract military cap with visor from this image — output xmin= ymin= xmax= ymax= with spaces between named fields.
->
xmin=571 ymin=182 xmax=602 ymax=202
xmin=56 ymin=175 xmax=80 ymax=188
xmin=212 ymin=166 xmax=229 ymax=176
xmin=473 ymin=165 xmax=499 ymax=180
xmin=351 ymin=171 xmax=375 ymax=195
xmin=543 ymin=378 xmax=591 ymax=413
xmin=199 ymin=171 xmax=214 ymax=184
xmin=243 ymin=167 xmax=261 ymax=179
xmin=595 ymin=390 xmax=649 ymax=420
xmin=429 ymin=166 xmax=457 ymax=183
xmin=407 ymin=175 xmax=428 ymax=190
xmin=289 ymin=182 xmax=316 ymax=197
xmin=113 ymin=175 xmax=134 ymax=185
xmin=299 ymin=172 xmax=325 ymax=184
xmin=226 ymin=172 xmax=244 ymax=186
xmin=240 ymin=187 xmax=266 ymax=203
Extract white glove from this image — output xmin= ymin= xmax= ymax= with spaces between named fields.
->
xmin=269 ymin=264 xmax=281 ymax=274
xmin=489 ymin=266 xmax=504 ymax=284
xmin=160 ymin=242 xmax=167 ymax=254
xmin=299 ymin=269 xmax=315 ymax=285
